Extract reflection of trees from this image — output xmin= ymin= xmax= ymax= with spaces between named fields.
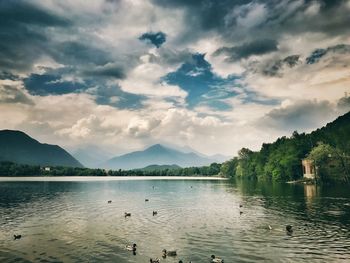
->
xmin=223 ymin=179 xmax=350 ymax=225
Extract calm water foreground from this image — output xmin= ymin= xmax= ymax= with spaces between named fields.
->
xmin=0 ymin=177 xmax=350 ymax=263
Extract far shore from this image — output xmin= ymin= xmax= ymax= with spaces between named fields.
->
xmin=0 ymin=176 xmax=227 ymax=182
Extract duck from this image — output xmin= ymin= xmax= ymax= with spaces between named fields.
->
xmin=145 ymin=199 xmax=149 ymax=202
xmin=107 ymin=200 xmax=112 ymax=204
xmin=286 ymin=225 xmax=293 ymax=234
xmin=150 ymin=258 xmax=160 ymax=263
xmin=211 ymin=255 xmax=224 ymax=263
xmin=126 ymin=243 xmax=137 ymax=252
xmin=125 ymin=212 xmax=131 ymax=217
xmin=153 ymin=211 xmax=158 ymax=216
xmin=162 ymin=249 xmax=177 ymax=257
xmin=14 ymin=234 xmax=22 ymax=240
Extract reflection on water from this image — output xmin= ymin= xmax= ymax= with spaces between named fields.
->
xmin=304 ymin=184 xmax=317 ymax=199
xmin=0 ymin=177 xmax=350 ymax=263
xmin=304 ymin=184 xmax=317 ymax=209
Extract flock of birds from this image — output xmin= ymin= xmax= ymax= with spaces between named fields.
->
xmin=124 ymin=241 xmax=224 ymax=263
xmin=105 ymin=193 xmax=295 ymax=262
xmin=12 ymin=185 xmax=295 ymax=263
xmin=106 ymin=193 xmax=227 ymax=263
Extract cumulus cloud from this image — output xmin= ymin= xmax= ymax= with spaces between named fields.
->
xmin=0 ymin=0 xmax=350 ymax=158
xmin=214 ymin=39 xmax=278 ymax=61
xmin=259 ymin=96 xmax=350 ymax=134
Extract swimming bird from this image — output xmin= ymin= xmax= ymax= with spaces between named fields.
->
xmin=240 ymin=211 xmax=243 ymax=215
xmin=211 ymin=255 xmax=224 ymax=263
xmin=268 ymin=225 xmax=272 ymax=230
xmin=126 ymin=243 xmax=137 ymax=252
xmin=153 ymin=211 xmax=158 ymax=216
xmin=163 ymin=249 xmax=177 ymax=257
xmin=239 ymin=204 xmax=243 ymax=208
xmin=145 ymin=199 xmax=149 ymax=202
xmin=14 ymin=234 xmax=22 ymax=240
xmin=286 ymin=225 xmax=293 ymax=234
xmin=125 ymin=212 xmax=131 ymax=217
xmin=107 ymin=200 xmax=112 ymax=204
xmin=150 ymin=258 xmax=160 ymax=263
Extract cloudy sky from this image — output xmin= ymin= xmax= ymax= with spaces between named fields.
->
xmin=1 ymin=0 xmax=350 ymax=157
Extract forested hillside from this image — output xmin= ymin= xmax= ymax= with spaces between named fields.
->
xmin=0 ymin=130 xmax=83 ymax=168
xmin=220 ymin=112 xmax=350 ymax=182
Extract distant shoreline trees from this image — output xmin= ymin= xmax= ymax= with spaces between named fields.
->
xmin=0 ymin=161 xmax=222 ymax=177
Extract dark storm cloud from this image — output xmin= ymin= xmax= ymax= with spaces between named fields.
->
xmin=0 ymin=1 xmax=137 ymax=109
xmin=152 ymin=0 xmax=350 ymax=46
xmin=261 ymin=100 xmax=335 ymax=132
xmin=0 ymin=1 xmax=129 ymax=78
xmin=263 ymin=55 xmax=300 ymax=76
xmin=52 ymin=41 xmax=111 ymax=67
xmin=214 ymin=39 xmax=278 ymax=61
xmin=0 ymin=71 xmax=20 ymax=81
xmin=260 ymin=95 xmax=350 ymax=133
xmin=0 ymin=0 xmax=69 ymax=26
xmin=306 ymin=44 xmax=350 ymax=64
xmin=139 ymin=32 xmax=167 ymax=48
xmin=83 ymin=63 xmax=126 ymax=79
xmin=0 ymin=0 xmax=71 ymax=71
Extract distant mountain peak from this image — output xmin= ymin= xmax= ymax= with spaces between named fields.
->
xmin=146 ymin=143 xmax=165 ymax=149
xmin=102 ymin=144 xmax=216 ymax=170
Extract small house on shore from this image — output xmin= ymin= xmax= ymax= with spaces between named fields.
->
xmin=302 ymin=159 xmax=315 ymax=179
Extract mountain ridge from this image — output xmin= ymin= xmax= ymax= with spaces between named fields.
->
xmin=0 ymin=130 xmax=83 ymax=168
xmin=102 ymin=144 xmax=217 ymax=169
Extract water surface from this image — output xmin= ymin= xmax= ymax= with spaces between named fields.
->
xmin=0 ymin=177 xmax=350 ymax=262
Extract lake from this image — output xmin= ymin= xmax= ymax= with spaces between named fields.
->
xmin=0 ymin=177 xmax=350 ymax=262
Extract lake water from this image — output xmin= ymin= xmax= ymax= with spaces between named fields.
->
xmin=0 ymin=177 xmax=350 ymax=263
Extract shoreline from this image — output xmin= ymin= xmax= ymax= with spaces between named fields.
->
xmin=0 ymin=176 xmax=227 ymax=182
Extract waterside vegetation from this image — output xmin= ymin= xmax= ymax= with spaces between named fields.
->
xmin=220 ymin=112 xmax=350 ymax=183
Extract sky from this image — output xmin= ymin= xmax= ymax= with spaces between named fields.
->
xmin=1 ymin=0 xmax=350 ymax=157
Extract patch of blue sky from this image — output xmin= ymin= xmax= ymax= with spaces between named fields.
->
xmin=163 ymin=53 xmax=238 ymax=110
xmin=23 ymin=73 xmax=145 ymax=110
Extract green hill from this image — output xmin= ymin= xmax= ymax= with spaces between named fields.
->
xmin=220 ymin=111 xmax=350 ymax=182
xmin=0 ymin=130 xmax=83 ymax=167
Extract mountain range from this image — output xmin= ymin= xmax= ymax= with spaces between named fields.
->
xmin=0 ymin=130 xmax=227 ymax=170
xmin=101 ymin=144 xmax=222 ymax=170
xmin=0 ymin=130 xmax=83 ymax=167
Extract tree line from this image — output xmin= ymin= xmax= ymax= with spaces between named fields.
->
xmin=0 ymin=161 xmax=221 ymax=177
xmin=219 ymin=112 xmax=350 ymax=183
